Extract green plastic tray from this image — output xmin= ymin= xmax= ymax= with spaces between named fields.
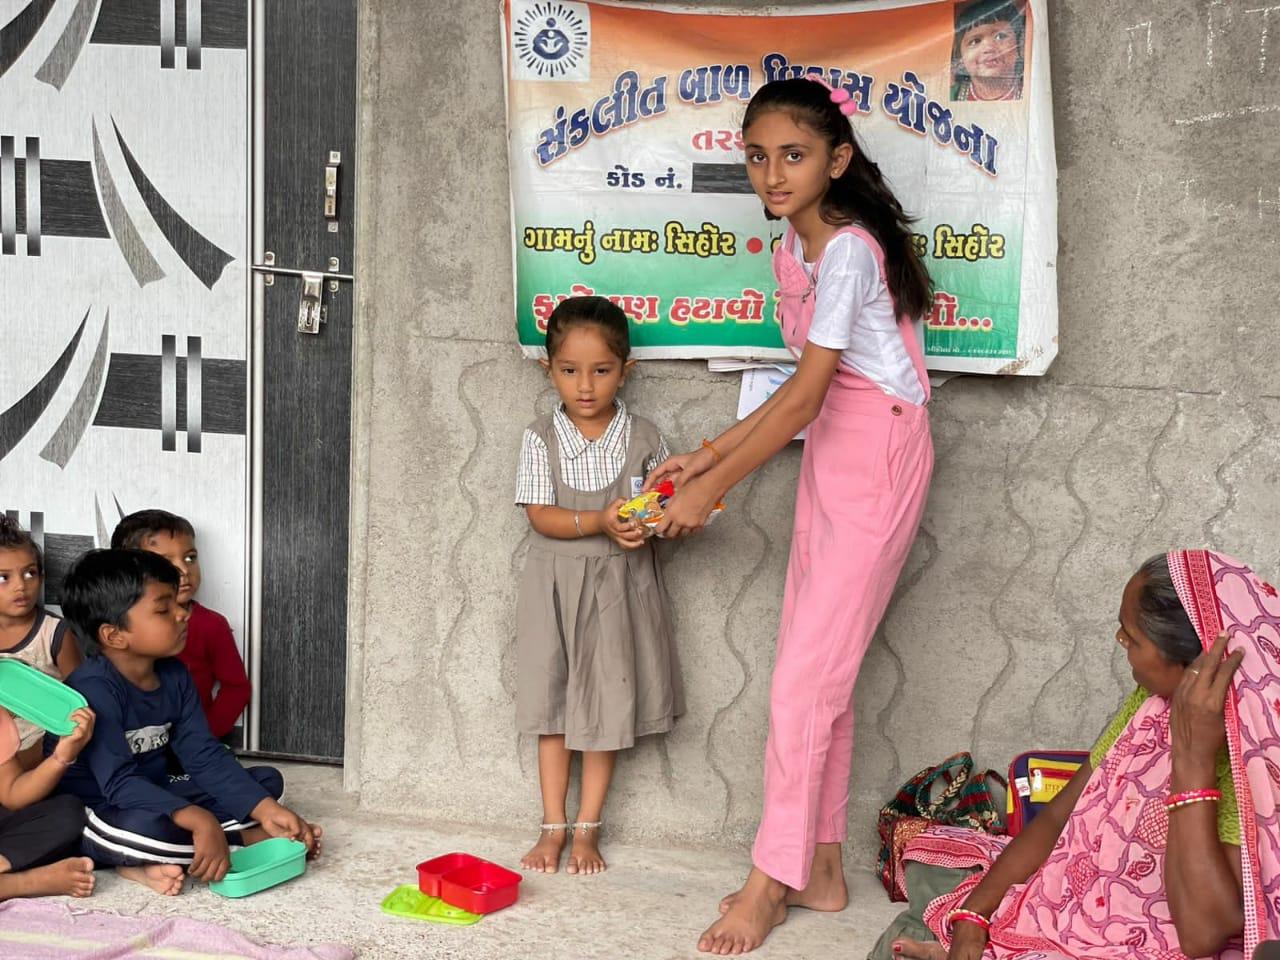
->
xmin=210 ymin=838 xmax=306 ymax=898
xmin=0 ymin=659 xmax=87 ymax=736
xmin=380 ymin=884 xmax=482 ymax=926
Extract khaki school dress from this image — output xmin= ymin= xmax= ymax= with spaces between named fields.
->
xmin=516 ymin=414 xmax=684 ymax=752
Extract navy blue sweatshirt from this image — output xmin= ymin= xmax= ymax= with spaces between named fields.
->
xmin=55 ymin=657 xmax=268 ymax=821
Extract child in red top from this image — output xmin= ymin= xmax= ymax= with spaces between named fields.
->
xmin=111 ymin=511 xmax=250 ymax=742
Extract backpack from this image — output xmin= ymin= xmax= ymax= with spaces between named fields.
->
xmin=1004 ymin=750 xmax=1089 ymax=837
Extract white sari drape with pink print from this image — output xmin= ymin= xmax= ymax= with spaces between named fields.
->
xmin=904 ymin=550 xmax=1280 ymax=959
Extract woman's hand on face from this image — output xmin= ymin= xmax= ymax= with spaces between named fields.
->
xmin=653 ymin=478 xmax=718 ymax=539
xmin=1171 ymin=632 xmax=1245 ymax=775
xmin=644 ymin=447 xmax=716 ymax=492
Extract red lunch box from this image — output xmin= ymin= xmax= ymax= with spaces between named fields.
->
xmin=417 ymin=852 xmax=522 ymax=914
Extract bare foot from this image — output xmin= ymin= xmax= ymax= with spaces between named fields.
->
xmin=116 ymin=863 xmax=185 ymax=896
xmin=720 ymin=844 xmax=847 ymax=913
xmin=786 ymin=843 xmax=847 ymax=911
xmin=699 ymin=868 xmax=787 ymax=954
xmin=718 ymin=884 xmax=746 ymax=914
xmin=566 ymin=824 xmax=605 ymax=876
xmin=893 ymin=939 xmax=946 ymax=960
xmin=0 ymin=857 xmax=96 ymax=899
xmin=521 ymin=827 xmax=567 ymax=873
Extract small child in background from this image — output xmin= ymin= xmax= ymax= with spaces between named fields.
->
xmin=56 ymin=549 xmax=320 ymax=895
xmin=112 ymin=511 xmax=250 ymax=744
xmin=0 ymin=703 xmax=95 ymax=901
xmin=950 ymin=0 xmax=1025 ymax=102
xmin=515 ymin=296 xmax=684 ymax=877
xmin=0 ymin=517 xmax=82 ymax=767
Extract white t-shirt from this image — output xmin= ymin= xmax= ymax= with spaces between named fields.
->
xmin=794 ymin=232 xmax=926 ymax=406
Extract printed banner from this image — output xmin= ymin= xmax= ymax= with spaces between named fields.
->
xmin=503 ymin=0 xmax=1058 ymax=374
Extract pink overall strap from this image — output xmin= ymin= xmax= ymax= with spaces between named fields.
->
xmin=840 ymin=226 xmax=931 ymax=404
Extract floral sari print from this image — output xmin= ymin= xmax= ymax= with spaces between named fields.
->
xmin=904 ymin=550 xmax=1280 ymax=959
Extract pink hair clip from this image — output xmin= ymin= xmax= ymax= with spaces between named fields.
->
xmin=807 ymin=75 xmax=857 ymax=116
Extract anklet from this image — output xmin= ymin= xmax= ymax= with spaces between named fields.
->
xmin=573 ymin=821 xmax=602 ymax=833
xmin=540 ymin=823 xmax=571 ymax=833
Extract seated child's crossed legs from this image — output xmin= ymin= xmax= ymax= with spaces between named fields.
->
xmin=88 ymin=766 xmax=323 ymax=895
xmin=0 ymin=795 xmax=95 ymax=901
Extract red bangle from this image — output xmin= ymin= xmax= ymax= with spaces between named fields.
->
xmin=1166 ymin=788 xmax=1221 ymax=811
xmin=945 ymin=908 xmax=991 ymax=933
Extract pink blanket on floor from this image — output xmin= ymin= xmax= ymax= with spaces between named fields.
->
xmin=906 ymin=550 xmax=1280 ymax=959
xmin=0 ymin=899 xmax=355 ymax=959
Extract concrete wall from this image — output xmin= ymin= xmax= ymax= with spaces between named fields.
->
xmin=345 ymin=0 xmax=1280 ymax=861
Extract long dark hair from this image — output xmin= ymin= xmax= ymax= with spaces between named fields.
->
xmin=741 ymin=78 xmax=933 ymax=322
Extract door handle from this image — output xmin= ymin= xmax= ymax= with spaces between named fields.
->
xmin=253 ymin=254 xmax=354 ymax=337
xmin=298 ymin=272 xmax=324 ymax=334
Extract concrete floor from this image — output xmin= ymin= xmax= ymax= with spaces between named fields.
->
xmin=67 ymin=763 xmax=901 ymax=959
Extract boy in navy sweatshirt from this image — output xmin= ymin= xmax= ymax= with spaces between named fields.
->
xmin=55 ymin=549 xmax=321 ymax=895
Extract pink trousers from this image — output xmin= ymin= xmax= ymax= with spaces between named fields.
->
xmin=751 ymin=378 xmax=933 ymax=890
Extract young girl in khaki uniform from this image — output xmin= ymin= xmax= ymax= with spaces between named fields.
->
xmin=514 ymin=296 xmax=683 ymax=876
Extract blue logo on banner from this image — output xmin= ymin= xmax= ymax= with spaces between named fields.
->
xmin=513 ymin=2 xmax=589 ymax=79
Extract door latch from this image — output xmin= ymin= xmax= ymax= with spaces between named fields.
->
xmin=298 ymin=272 xmax=325 ymax=334
xmin=324 ymin=151 xmax=341 ymax=228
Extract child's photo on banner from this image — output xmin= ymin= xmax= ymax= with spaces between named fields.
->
xmin=950 ymin=0 xmax=1027 ymax=102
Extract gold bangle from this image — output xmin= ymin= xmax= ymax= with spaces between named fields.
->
xmin=573 ymin=512 xmax=583 ymax=537
xmin=702 ymin=439 xmax=723 ymax=462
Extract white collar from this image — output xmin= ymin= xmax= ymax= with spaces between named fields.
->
xmin=551 ymin=400 xmax=628 ymax=460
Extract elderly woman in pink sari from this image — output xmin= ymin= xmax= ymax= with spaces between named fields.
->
xmin=879 ymin=549 xmax=1280 ymax=960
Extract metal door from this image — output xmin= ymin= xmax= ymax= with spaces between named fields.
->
xmin=248 ymin=0 xmax=357 ymax=761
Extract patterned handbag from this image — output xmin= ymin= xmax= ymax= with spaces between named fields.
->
xmin=876 ymin=752 xmax=1006 ymax=901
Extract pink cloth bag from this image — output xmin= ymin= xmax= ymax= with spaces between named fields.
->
xmin=906 ymin=550 xmax=1280 ymax=958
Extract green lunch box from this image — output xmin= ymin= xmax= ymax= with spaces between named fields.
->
xmin=210 ymin=838 xmax=307 ymax=898
xmin=0 ymin=659 xmax=87 ymax=736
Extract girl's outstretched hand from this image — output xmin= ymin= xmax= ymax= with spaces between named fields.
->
xmin=644 ymin=446 xmax=716 ymax=492
xmin=654 ymin=479 xmax=719 ymax=539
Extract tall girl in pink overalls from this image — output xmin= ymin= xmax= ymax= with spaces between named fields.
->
xmin=650 ymin=78 xmax=935 ymax=954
